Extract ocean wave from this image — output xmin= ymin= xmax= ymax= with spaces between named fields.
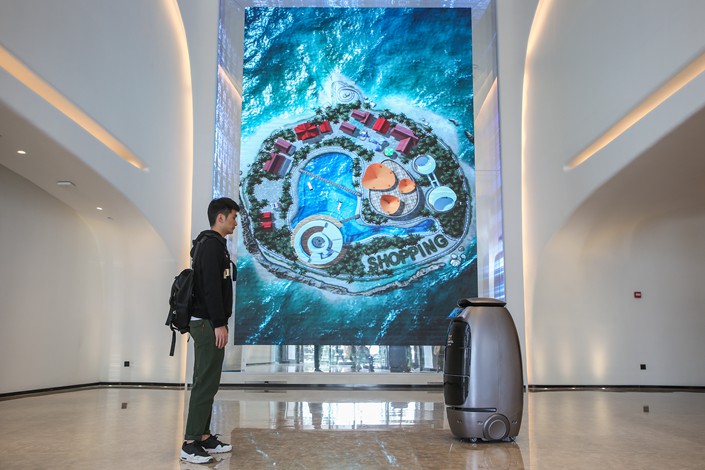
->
xmin=242 ymin=7 xmax=473 ymax=135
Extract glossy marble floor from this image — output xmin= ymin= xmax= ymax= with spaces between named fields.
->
xmin=1 ymin=387 xmax=704 ymax=469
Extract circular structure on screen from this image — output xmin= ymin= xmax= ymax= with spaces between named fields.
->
xmin=427 ymin=186 xmax=457 ymax=212
xmin=291 ymin=216 xmax=345 ymax=266
xmin=413 ymin=154 xmax=437 ymax=175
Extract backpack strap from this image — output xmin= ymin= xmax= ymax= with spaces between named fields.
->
xmin=190 ymin=234 xmax=207 ymax=267
xmin=169 ymin=330 xmax=177 ymax=357
xmin=189 ymin=233 xmax=215 ymax=299
xmin=191 ymin=232 xmax=222 ymax=267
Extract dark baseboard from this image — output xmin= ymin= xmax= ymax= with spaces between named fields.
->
xmin=3 ymin=382 xmax=705 ymax=401
xmin=528 ymin=385 xmax=705 ymax=392
xmin=0 ymin=382 xmax=185 ymax=401
xmin=0 ymin=382 xmax=102 ymax=401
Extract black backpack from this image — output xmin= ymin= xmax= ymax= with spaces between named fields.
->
xmin=165 ymin=236 xmax=210 ymax=356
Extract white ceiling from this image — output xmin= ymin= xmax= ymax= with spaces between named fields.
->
xmin=0 ymin=97 xmax=138 ymax=226
xmin=563 ymin=104 xmax=705 ymax=235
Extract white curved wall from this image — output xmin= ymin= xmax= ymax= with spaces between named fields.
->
xmin=0 ymin=0 xmax=193 ymax=257
xmin=521 ymin=0 xmax=705 ymax=385
xmin=533 ymin=211 xmax=705 ymax=386
xmin=0 ymin=166 xmax=103 ymax=394
xmin=496 ymin=0 xmax=537 ymax=386
xmin=0 ymin=0 xmax=220 ymax=392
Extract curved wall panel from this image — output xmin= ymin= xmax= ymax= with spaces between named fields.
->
xmin=0 ymin=0 xmax=205 ymax=389
xmin=521 ymin=0 xmax=705 ymax=385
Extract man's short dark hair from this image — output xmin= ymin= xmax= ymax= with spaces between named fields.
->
xmin=208 ymin=197 xmax=240 ymax=227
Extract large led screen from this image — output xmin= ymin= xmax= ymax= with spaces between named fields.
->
xmin=236 ymin=7 xmax=477 ymax=345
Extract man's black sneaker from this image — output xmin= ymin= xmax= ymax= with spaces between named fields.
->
xmin=197 ymin=434 xmax=233 ymax=454
xmin=180 ymin=441 xmax=213 ymax=464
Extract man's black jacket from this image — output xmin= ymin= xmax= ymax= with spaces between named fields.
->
xmin=191 ymin=230 xmax=234 ymax=328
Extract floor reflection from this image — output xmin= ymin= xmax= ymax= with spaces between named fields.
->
xmin=268 ymin=400 xmax=444 ymax=430
xmin=2 ymin=387 xmax=705 ymax=469
xmin=208 ymin=389 xmax=525 ymax=468
xmin=226 ymin=427 xmax=524 ymax=469
xmin=451 ymin=441 xmax=524 ymax=470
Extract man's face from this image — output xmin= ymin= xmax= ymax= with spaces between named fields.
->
xmin=222 ymin=210 xmax=238 ymax=235
xmin=215 ymin=209 xmax=238 ymax=236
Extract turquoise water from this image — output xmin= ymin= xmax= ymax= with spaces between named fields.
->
xmin=343 ymin=218 xmax=435 ymax=244
xmin=236 ymin=7 xmax=476 ymax=345
xmin=291 ymin=153 xmax=358 ymax=225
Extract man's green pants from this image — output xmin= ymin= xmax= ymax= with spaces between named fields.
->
xmin=184 ymin=319 xmax=225 ymax=441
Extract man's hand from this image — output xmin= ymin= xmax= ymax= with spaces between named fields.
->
xmin=214 ymin=326 xmax=228 ymax=349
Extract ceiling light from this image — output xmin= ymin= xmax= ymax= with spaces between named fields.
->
xmin=96 ymin=207 xmax=103 ymax=211
xmin=565 ymin=46 xmax=705 ymax=170
xmin=1 ymin=44 xmax=148 ymax=170
xmin=17 ymin=150 xmax=26 ymax=155
xmin=56 ymin=181 xmax=76 ymax=187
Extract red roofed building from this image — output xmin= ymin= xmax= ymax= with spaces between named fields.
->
xmin=262 ymin=212 xmax=272 ymax=221
xmin=260 ymin=221 xmax=273 ymax=232
xmin=390 ymin=125 xmax=419 ymax=145
xmin=340 ymin=122 xmax=357 ymax=135
xmin=318 ymin=120 xmax=332 ymax=133
xmin=274 ymin=138 xmax=293 ymax=154
xmin=396 ymin=137 xmax=414 ymax=155
xmin=263 ymin=152 xmax=287 ymax=175
xmin=351 ymin=109 xmax=372 ymax=125
xmin=372 ymin=117 xmax=390 ymax=134
xmin=294 ymin=122 xmax=320 ymax=141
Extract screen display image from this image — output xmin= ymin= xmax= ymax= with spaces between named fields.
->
xmin=236 ymin=7 xmax=476 ymax=345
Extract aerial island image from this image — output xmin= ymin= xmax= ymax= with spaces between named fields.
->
xmin=235 ymin=7 xmax=476 ymax=345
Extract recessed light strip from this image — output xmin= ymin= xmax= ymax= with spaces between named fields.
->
xmin=565 ymin=47 xmax=705 ymax=171
xmin=0 ymin=44 xmax=148 ymax=171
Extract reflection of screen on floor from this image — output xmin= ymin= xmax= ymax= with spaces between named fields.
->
xmin=448 ymin=307 xmax=464 ymax=319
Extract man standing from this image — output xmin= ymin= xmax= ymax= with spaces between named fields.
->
xmin=181 ymin=197 xmax=239 ymax=464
